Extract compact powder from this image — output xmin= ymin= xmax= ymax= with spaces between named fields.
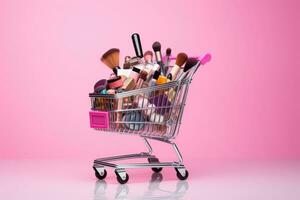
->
xmin=94 ymin=79 xmax=107 ymax=93
xmin=107 ymin=76 xmax=123 ymax=89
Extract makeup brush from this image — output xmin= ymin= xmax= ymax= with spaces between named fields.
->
xmin=101 ymin=48 xmax=120 ymax=75
xmin=166 ymin=48 xmax=171 ymax=61
xmin=183 ymin=57 xmax=199 ymax=72
xmin=169 ymin=53 xmax=212 ymax=63
xmin=164 ymin=48 xmax=172 ymax=75
xmin=177 ymin=57 xmax=199 ymax=80
xmin=198 ymin=53 xmax=212 ymax=65
xmin=152 ymin=41 xmax=164 ymax=73
xmin=143 ymin=51 xmax=153 ymax=64
xmin=167 ymin=52 xmax=188 ymax=81
xmin=179 ymin=53 xmax=212 ymax=80
xmin=131 ymin=33 xmax=143 ymax=58
xmin=167 ymin=53 xmax=188 ymax=81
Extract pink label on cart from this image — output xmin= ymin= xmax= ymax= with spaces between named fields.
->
xmin=89 ymin=111 xmax=109 ymax=129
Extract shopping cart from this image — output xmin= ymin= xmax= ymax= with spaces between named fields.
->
xmin=89 ymin=55 xmax=210 ymax=184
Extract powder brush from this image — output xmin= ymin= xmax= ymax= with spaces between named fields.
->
xmin=167 ymin=52 xmax=188 ymax=80
xmin=101 ymin=48 xmax=120 ymax=75
xmin=152 ymin=41 xmax=164 ymax=73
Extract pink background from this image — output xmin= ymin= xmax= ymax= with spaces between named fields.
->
xmin=0 ymin=0 xmax=299 ymax=162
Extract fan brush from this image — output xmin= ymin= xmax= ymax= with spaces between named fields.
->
xmin=101 ymin=48 xmax=120 ymax=75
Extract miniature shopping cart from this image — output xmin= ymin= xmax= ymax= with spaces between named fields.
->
xmin=89 ymin=55 xmax=210 ymax=184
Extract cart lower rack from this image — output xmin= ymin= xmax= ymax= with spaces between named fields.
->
xmin=89 ymin=59 xmax=204 ymax=184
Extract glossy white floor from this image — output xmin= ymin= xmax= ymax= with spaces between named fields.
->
xmin=0 ymin=159 xmax=299 ymax=200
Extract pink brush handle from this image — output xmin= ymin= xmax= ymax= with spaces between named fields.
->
xmin=170 ymin=53 xmax=212 ymax=64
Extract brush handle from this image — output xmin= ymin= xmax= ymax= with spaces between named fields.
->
xmin=167 ymin=64 xmax=180 ymax=81
xmin=198 ymin=53 xmax=211 ymax=65
xmin=112 ymin=66 xmax=120 ymax=75
xmin=169 ymin=53 xmax=211 ymax=64
xmin=131 ymin=33 xmax=143 ymax=58
xmin=177 ymin=53 xmax=212 ymax=80
xmin=154 ymin=51 xmax=164 ymax=75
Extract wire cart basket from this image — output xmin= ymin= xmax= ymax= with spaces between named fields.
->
xmin=89 ymin=59 xmax=206 ymax=184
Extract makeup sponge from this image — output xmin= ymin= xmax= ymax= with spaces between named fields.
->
xmin=122 ymin=111 xmax=145 ymax=130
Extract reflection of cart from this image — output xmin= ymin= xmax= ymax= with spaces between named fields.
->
xmin=94 ymin=173 xmax=189 ymax=200
xmin=89 ymin=58 xmax=207 ymax=184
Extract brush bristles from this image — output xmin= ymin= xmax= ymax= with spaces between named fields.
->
xmin=166 ymin=48 xmax=171 ymax=56
xmin=101 ymin=48 xmax=120 ymax=69
xmin=175 ymin=53 xmax=188 ymax=67
xmin=152 ymin=41 xmax=161 ymax=51
xmin=183 ymin=58 xmax=198 ymax=72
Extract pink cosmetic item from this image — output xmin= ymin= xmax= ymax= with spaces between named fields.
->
xmin=107 ymin=76 xmax=123 ymax=89
xmin=89 ymin=111 xmax=109 ymax=129
xmin=129 ymin=67 xmax=141 ymax=83
xmin=198 ymin=53 xmax=212 ymax=65
xmin=94 ymin=79 xmax=107 ymax=93
xmin=144 ymin=51 xmax=153 ymax=63
xmin=120 ymin=75 xmax=127 ymax=83
xmin=143 ymin=51 xmax=154 ymax=75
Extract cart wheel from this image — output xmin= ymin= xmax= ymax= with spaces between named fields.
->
xmin=151 ymin=172 xmax=163 ymax=182
xmin=152 ymin=167 xmax=163 ymax=173
xmin=175 ymin=168 xmax=189 ymax=180
xmin=115 ymin=170 xmax=129 ymax=184
xmin=148 ymin=157 xmax=163 ymax=173
xmin=94 ymin=168 xmax=107 ymax=180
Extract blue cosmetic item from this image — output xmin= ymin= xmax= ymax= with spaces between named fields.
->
xmin=122 ymin=111 xmax=145 ymax=130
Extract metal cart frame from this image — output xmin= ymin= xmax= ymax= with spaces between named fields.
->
xmin=89 ymin=61 xmax=202 ymax=184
